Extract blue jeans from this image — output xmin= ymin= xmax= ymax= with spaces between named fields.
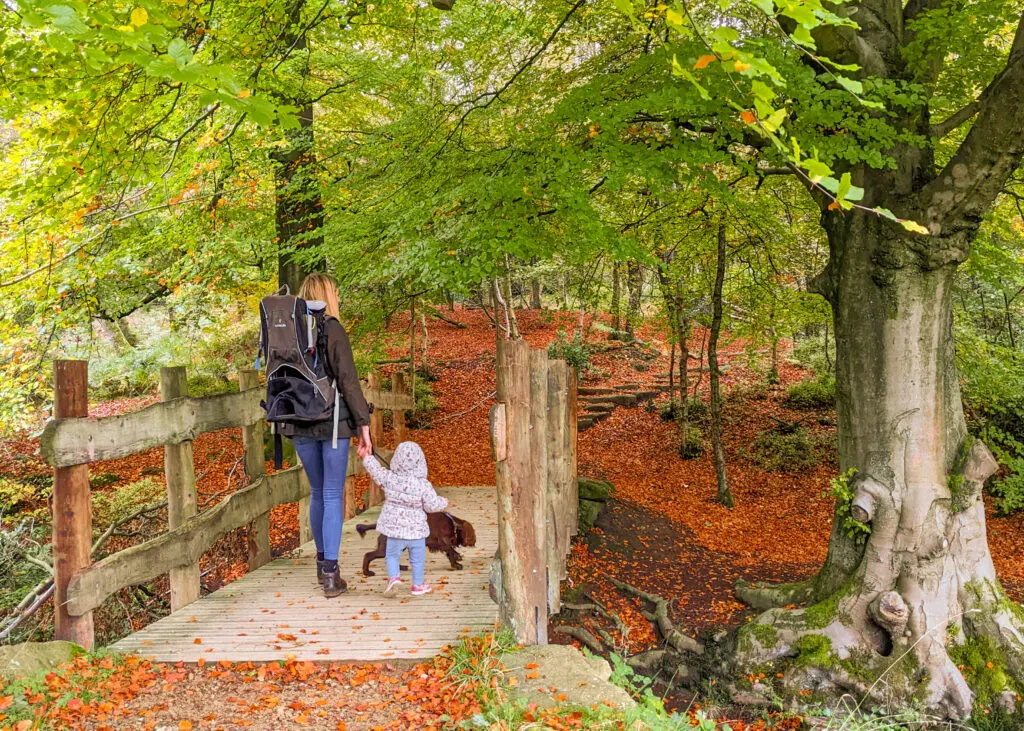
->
xmin=386 ymin=537 xmax=426 ymax=586
xmin=292 ymin=437 xmax=350 ymax=562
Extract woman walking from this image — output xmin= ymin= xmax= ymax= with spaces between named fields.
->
xmin=278 ymin=273 xmax=372 ymax=597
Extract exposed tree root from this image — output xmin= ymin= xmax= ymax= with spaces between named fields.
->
xmin=731 ymin=441 xmax=1024 ymax=722
xmin=610 ymin=578 xmax=704 ymax=655
xmin=552 ymin=625 xmax=605 ymax=654
xmin=734 ymin=577 xmax=817 ymax=611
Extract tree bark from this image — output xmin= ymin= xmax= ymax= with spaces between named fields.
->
xmin=530 ymin=257 xmax=543 ymax=309
xmin=709 ymin=223 xmax=732 ymax=508
xmin=625 ymin=260 xmax=643 ymax=340
xmin=732 ymin=14 xmax=1024 ymax=720
xmin=273 ymin=3 xmax=322 ymax=293
xmin=611 ymin=263 xmax=622 ymax=334
xmin=736 ymin=209 xmax=1022 ymax=721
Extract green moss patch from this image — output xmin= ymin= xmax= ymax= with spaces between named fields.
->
xmin=949 ymin=637 xmax=1018 ymax=710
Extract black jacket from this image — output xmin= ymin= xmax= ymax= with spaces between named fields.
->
xmin=279 ymin=318 xmax=371 ymax=441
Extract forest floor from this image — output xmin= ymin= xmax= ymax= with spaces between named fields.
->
xmin=3 ymin=305 xmax=1024 ymax=729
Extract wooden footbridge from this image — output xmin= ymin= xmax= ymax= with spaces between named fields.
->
xmin=40 ymin=338 xmax=577 ymax=661
xmin=112 ymin=487 xmax=498 ymax=662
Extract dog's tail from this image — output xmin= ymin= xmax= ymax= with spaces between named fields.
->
xmin=355 ymin=523 xmax=377 ymax=539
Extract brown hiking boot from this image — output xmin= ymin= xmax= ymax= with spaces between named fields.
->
xmin=323 ymin=567 xmax=347 ymax=598
xmin=316 ymin=559 xmax=327 ymax=582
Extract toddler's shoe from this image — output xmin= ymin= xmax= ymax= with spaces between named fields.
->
xmin=385 ymin=577 xmax=403 ymax=593
xmin=411 ymin=584 xmax=432 ymax=596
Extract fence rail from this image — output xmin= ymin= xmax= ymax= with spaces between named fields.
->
xmin=40 ymin=387 xmax=411 ymax=468
xmin=42 ymin=361 xmax=411 ymax=649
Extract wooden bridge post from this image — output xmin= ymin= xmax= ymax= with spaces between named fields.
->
xmin=52 ymin=360 xmax=94 ymax=649
xmin=494 ymin=339 xmax=548 ymax=645
xmin=239 ymin=370 xmax=271 ymax=571
xmin=568 ymin=367 xmax=579 ymax=540
xmin=545 ymin=359 xmax=571 ymax=614
xmin=392 ymin=370 xmax=408 ymax=443
xmin=160 ymin=366 xmax=201 ymax=612
xmin=365 ymin=372 xmax=385 ymax=507
xmin=297 ymin=473 xmax=313 ymax=545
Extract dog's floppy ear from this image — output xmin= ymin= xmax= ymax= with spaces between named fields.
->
xmin=461 ymin=520 xmax=477 ymax=547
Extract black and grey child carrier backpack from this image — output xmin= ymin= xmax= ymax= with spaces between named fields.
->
xmin=256 ymin=292 xmax=351 ymax=467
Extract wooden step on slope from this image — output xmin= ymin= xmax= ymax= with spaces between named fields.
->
xmin=578 ymin=386 xmax=618 ymax=396
xmin=577 ymin=379 xmax=667 ymax=431
xmin=581 ymin=393 xmax=636 ymax=407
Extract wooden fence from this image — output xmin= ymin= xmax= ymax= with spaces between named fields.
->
xmin=40 ymin=361 xmax=413 ymax=650
xmin=489 ymin=339 xmax=578 ymax=645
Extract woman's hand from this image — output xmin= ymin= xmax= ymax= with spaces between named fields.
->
xmin=357 ymin=425 xmax=373 ymax=459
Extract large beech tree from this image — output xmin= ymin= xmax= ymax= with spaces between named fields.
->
xmin=725 ymin=3 xmax=1024 ymax=720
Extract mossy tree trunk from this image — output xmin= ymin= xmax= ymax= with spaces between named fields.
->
xmin=734 ymin=21 xmax=1024 ymax=709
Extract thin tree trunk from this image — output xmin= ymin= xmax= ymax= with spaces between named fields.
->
xmin=823 ymin=319 xmax=833 ymax=371
xmin=676 ymin=281 xmax=690 ymax=418
xmin=692 ymin=327 xmax=707 ymax=398
xmin=611 ymin=263 xmax=622 ymax=335
xmin=530 ymin=257 xmax=543 ymax=309
xmin=1003 ymin=289 xmax=1016 ymax=349
xmin=409 ymin=296 xmax=417 ymax=397
xmin=503 ymin=259 xmax=521 ymax=339
xmin=625 ymin=260 xmax=643 ymax=340
xmin=668 ymin=341 xmax=675 ymax=395
xmin=709 ymin=223 xmax=732 ymax=508
xmin=420 ymin=313 xmax=429 ymax=376
xmin=768 ymin=302 xmax=779 ymax=384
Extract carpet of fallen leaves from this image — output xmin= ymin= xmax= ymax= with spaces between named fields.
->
xmin=0 ymin=643 xmax=492 ymax=730
xmin=4 ymin=305 xmax=1024 ymax=728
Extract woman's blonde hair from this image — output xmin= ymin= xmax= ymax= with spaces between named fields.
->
xmin=299 ymin=273 xmax=340 ymax=320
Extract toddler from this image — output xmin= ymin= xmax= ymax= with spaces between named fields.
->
xmin=362 ymin=442 xmax=448 ymax=595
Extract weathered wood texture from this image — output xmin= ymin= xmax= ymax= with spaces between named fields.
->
xmin=568 ymin=368 xmax=579 ymax=538
xmin=545 ymin=360 xmax=571 ymax=614
xmin=239 ymin=370 xmax=270 ymax=572
xmin=360 ymin=387 xmax=414 ymax=413
xmin=40 ymin=386 xmax=412 ymax=468
xmin=66 ymin=466 xmax=305 ymax=617
xmin=365 ymin=372 xmax=385 ymax=508
xmin=495 ymin=339 xmax=547 ymax=644
xmin=112 ymin=487 xmax=498 ymax=662
xmin=64 ymin=446 xmax=393 ymax=617
xmin=161 ymin=367 xmax=202 ymax=612
xmin=528 ymin=349 xmax=550 ymax=642
xmin=491 ymin=343 xmax=577 ymax=641
xmin=52 ymin=360 xmax=95 ymax=649
xmin=41 ymin=389 xmax=264 ymax=468
xmin=392 ymin=370 xmax=409 ymax=443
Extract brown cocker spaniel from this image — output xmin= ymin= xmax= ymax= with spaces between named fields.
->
xmin=356 ymin=512 xmax=477 ymax=577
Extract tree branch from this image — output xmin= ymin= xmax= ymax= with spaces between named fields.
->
xmin=929 ymin=101 xmax=982 ymax=138
xmin=920 ymin=15 xmax=1024 ymax=231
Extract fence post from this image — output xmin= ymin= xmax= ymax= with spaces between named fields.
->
xmin=545 ymin=359 xmax=569 ymax=614
xmin=239 ymin=370 xmax=270 ymax=570
xmin=52 ymin=360 xmax=94 ymax=649
xmin=529 ymin=349 xmax=550 ymax=642
xmin=366 ymin=372 xmax=385 ymax=507
xmin=160 ymin=366 xmax=201 ymax=612
xmin=495 ymin=339 xmax=547 ymax=645
xmin=568 ymin=368 xmax=579 ymax=539
xmin=392 ymin=370 xmax=409 ymax=443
